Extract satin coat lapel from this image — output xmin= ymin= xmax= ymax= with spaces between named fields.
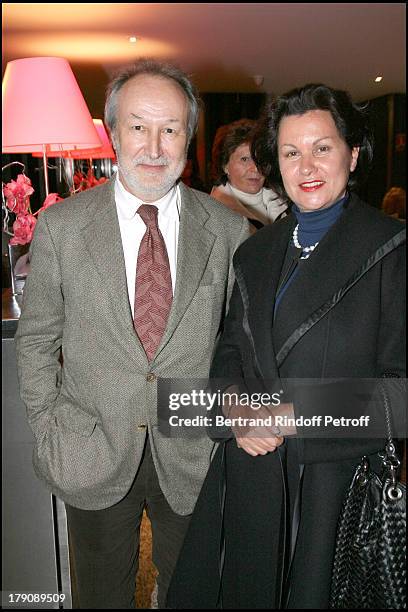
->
xmin=272 ymin=196 xmax=400 ymax=355
xmin=80 ymin=180 xmax=147 ymax=362
xmin=241 ymin=217 xmax=296 ymax=379
xmin=156 ymin=183 xmax=216 ymax=355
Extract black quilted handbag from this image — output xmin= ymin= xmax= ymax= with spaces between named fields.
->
xmin=330 ymin=378 xmax=406 ymax=609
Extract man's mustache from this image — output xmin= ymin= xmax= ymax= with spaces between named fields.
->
xmin=133 ymin=156 xmax=169 ymax=166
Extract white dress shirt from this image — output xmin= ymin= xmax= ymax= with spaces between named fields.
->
xmin=114 ymin=174 xmax=180 ymax=317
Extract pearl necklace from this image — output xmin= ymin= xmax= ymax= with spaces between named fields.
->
xmin=292 ymin=224 xmax=319 ymax=259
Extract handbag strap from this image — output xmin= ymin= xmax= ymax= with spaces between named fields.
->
xmin=377 ymin=374 xmax=404 ymax=501
xmin=379 ymin=374 xmax=398 ymax=444
xmin=276 ymin=229 xmax=406 ymax=368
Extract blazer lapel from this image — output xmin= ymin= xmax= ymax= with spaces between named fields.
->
xmin=155 ymin=183 xmax=216 ymax=355
xmin=80 ymin=180 xmax=147 ymax=361
xmin=272 ymin=196 xmax=399 ymax=356
xmin=240 ymin=217 xmax=296 ymax=379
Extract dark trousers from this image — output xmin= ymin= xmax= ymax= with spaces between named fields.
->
xmin=65 ymin=438 xmax=191 ymax=609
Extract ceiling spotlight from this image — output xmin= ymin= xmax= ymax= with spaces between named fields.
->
xmin=129 ymin=36 xmax=138 ymax=43
xmin=374 ymin=76 xmax=383 ymax=83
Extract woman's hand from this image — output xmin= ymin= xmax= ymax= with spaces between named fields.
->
xmin=221 ymin=386 xmax=296 ymax=456
xmin=224 ymin=402 xmax=283 ymax=456
xmin=236 ymin=431 xmax=284 ymax=456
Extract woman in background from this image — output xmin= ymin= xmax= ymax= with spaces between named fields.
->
xmin=381 ymin=185 xmax=406 ymax=220
xmin=211 ymin=119 xmax=287 ymax=231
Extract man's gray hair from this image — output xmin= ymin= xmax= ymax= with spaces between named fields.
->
xmin=105 ymin=58 xmax=201 ymax=147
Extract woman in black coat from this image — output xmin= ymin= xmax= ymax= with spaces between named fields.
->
xmin=167 ymin=84 xmax=406 ymax=609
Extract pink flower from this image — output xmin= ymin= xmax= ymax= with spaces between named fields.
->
xmin=9 ymin=213 xmax=37 ymax=246
xmin=38 ymin=192 xmax=64 ymax=213
xmin=86 ymin=169 xmax=108 ymax=187
xmin=5 ymin=195 xmax=30 ymax=215
xmin=73 ymin=170 xmax=108 ymax=191
xmin=3 ymin=174 xmax=34 ymax=214
xmin=3 ymin=168 xmax=66 ymax=246
xmin=73 ymin=171 xmax=87 ymax=191
xmin=94 ymin=176 xmax=108 ymax=186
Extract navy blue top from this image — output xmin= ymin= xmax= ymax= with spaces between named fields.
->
xmin=274 ymin=194 xmax=349 ymax=316
xmin=292 ymin=194 xmax=348 ymax=248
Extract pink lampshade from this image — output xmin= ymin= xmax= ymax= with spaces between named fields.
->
xmin=31 ymin=119 xmax=116 ymax=160
xmin=64 ymin=119 xmax=116 ymax=159
xmin=2 ymin=57 xmax=102 ymax=153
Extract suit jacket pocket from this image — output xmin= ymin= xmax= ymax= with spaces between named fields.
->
xmin=193 ymin=281 xmax=226 ymax=322
xmin=55 ymin=401 xmax=98 ymax=437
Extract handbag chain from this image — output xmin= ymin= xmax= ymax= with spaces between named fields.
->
xmin=377 ymin=374 xmax=404 ymax=501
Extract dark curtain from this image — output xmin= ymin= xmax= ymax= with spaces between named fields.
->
xmin=359 ymin=93 xmax=406 ymax=208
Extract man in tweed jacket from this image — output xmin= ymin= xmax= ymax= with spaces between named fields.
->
xmin=15 ymin=59 xmax=249 ymax=609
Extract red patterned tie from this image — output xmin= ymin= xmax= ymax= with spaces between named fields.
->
xmin=134 ymin=204 xmax=173 ymax=362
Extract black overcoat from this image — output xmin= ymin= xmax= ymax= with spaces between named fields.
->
xmin=167 ymin=195 xmax=406 ymax=609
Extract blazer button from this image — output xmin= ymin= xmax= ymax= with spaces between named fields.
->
xmin=137 ymin=424 xmax=147 ymax=430
xmin=146 ymin=373 xmax=156 ymax=382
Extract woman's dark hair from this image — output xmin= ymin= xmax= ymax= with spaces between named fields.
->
xmin=251 ymin=83 xmax=374 ymax=199
xmin=212 ymin=119 xmax=258 ymax=186
xmin=381 ymin=186 xmax=406 ymax=219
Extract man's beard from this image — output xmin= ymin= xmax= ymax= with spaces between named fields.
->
xmin=116 ymin=148 xmax=186 ymax=202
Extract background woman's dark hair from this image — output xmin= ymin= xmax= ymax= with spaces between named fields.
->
xmin=251 ymin=83 xmax=374 ymax=200
xmin=212 ymin=118 xmax=258 ymax=186
xmin=381 ymin=186 xmax=406 ymax=219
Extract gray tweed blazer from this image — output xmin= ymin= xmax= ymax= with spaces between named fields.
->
xmin=15 ymin=179 xmax=249 ymax=512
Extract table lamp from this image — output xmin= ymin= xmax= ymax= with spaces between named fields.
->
xmin=2 ymin=56 xmax=102 ymax=196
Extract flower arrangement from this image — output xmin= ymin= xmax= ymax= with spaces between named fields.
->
xmin=73 ymin=167 xmax=108 ymax=192
xmin=2 ymin=162 xmax=63 ymax=245
xmin=3 ymin=160 xmax=110 ymax=246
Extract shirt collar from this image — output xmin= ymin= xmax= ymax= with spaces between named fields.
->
xmin=115 ymin=173 xmax=179 ymax=221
